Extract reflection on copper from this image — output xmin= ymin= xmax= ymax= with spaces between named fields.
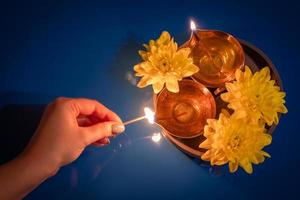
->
xmin=156 ymin=111 xmax=187 ymax=121
xmin=155 ymin=79 xmax=216 ymax=138
xmin=182 ymin=29 xmax=245 ymax=88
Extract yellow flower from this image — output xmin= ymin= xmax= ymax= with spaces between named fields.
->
xmin=138 ymin=31 xmax=172 ymax=61
xmin=221 ymin=66 xmax=287 ymax=126
xmin=134 ymin=31 xmax=199 ymax=93
xmin=199 ymin=110 xmax=272 ymax=174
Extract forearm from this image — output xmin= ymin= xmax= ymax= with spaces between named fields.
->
xmin=0 ymin=152 xmax=58 ymax=200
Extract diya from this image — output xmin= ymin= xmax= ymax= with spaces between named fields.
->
xmin=181 ymin=26 xmax=245 ymax=88
xmin=154 ymin=79 xmax=216 ymax=138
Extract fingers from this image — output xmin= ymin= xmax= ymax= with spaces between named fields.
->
xmin=93 ymin=137 xmax=110 ymax=147
xmin=71 ymin=98 xmax=122 ymax=123
xmin=81 ymin=121 xmax=125 ymax=145
xmin=77 ymin=115 xmax=93 ymax=126
xmin=51 ymin=97 xmax=125 ymax=146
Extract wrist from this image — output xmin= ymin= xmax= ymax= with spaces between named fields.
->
xmin=19 ymin=148 xmax=60 ymax=179
xmin=0 ymin=150 xmax=60 ymax=200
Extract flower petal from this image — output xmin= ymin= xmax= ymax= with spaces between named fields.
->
xmin=261 ymin=151 xmax=271 ymax=158
xmin=201 ymin=151 xmax=212 ymax=161
xmin=235 ymin=68 xmax=243 ymax=81
xmin=278 ymin=104 xmax=288 ymax=113
xmin=244 ymin=66 xmax=253 ymax=80
xmin=139 ymin=50 xmax=149 ymax=61
xmin=240 ymin=159 xmax=253 ymax=174
xmin=254 ymin=153 xmax=265 ymax=163
xmin=182 ymin=64 xmax=199 ymax=77
xmin=157 ymin=31 xmax=171 ymax=45
xmin=166 ymin=76 xmax=179 ymax=93
xmin=137 ymin=76 xmax=151 ymax=88
xmin=199 ymin=139 xmax=212 ymax=149
xmin=220 ymin=93 xmax=229 ymax=102
xmin=152 ymin=82 xmax=165 ymax=94
xmin=229 ymin=161 xmax=238 ymax=173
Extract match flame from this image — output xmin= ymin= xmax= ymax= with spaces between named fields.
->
xmin=144 ymin=107 xmax=155 ymax=124
xmin=151 ymin=132 xmax=162 ymax=143
xmin=190 ymin=20 xmax=197 ymax=31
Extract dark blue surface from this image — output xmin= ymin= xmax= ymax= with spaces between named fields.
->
xmin=1 ymin=0 xmax=299 ymax=199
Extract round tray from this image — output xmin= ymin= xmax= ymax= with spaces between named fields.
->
xmin=159 ymin=39 xmax=282 ymax=158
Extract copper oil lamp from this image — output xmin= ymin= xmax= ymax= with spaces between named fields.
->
xmin=154 ymin=79 xmax=216 ymax=138
xmin=182 ymin=20 xmax=245 ymax=88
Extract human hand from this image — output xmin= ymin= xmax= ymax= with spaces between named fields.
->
xmin=22 ymin=97 xmax=124 ymax=176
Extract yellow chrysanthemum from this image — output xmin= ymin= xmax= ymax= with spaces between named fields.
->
xmin=199 ymin=110 xmax=272 ymax=174
xmin=134 ymin=31 xmax=199 ymax=93
xmin=221 ymin=66 xmax=287 ymax=126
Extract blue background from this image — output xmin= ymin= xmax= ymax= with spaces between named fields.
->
xmin=0 ymin=0 xmax=299 ymax=199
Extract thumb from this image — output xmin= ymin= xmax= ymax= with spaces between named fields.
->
xmin=81 ymin=121 xmax=125 ymax=145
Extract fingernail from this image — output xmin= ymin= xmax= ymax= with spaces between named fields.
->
xmin=112 ymin=124 xmax=125 ymax=135
xmin=98 ymin=138 xmax=110 ymax=147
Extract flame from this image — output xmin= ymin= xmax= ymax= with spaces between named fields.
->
xmin=151 ymin=132 xmax=162 ymax=143
xmin=190 ymin=20 xmax=196 ymax=31
xmin=144 ymin=107 xmax=155 ymax=124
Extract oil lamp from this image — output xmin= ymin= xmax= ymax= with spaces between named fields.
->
xmin=154 ymin=79 xmax=216 ymax=138
xmin=182 ymin=20 xmax=245 ymax=88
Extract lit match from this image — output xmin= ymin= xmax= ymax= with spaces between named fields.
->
xmin=122 ymin=107 xmax=155 ymax=126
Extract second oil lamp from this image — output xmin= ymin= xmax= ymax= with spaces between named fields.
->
xmin=182 ymin=21 xmax=245 ymax=88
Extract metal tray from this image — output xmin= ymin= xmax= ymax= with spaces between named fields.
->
xmin=159 ymin=39 xmax=282 ymax=158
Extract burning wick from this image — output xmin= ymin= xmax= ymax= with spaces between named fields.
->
xmin=123 ymin=107 xmax=155 ymax=126
xmin=190 ymin=20 xmax=200 ymax=41
xmin=190 ymin=20 xmax=197 ymax=31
